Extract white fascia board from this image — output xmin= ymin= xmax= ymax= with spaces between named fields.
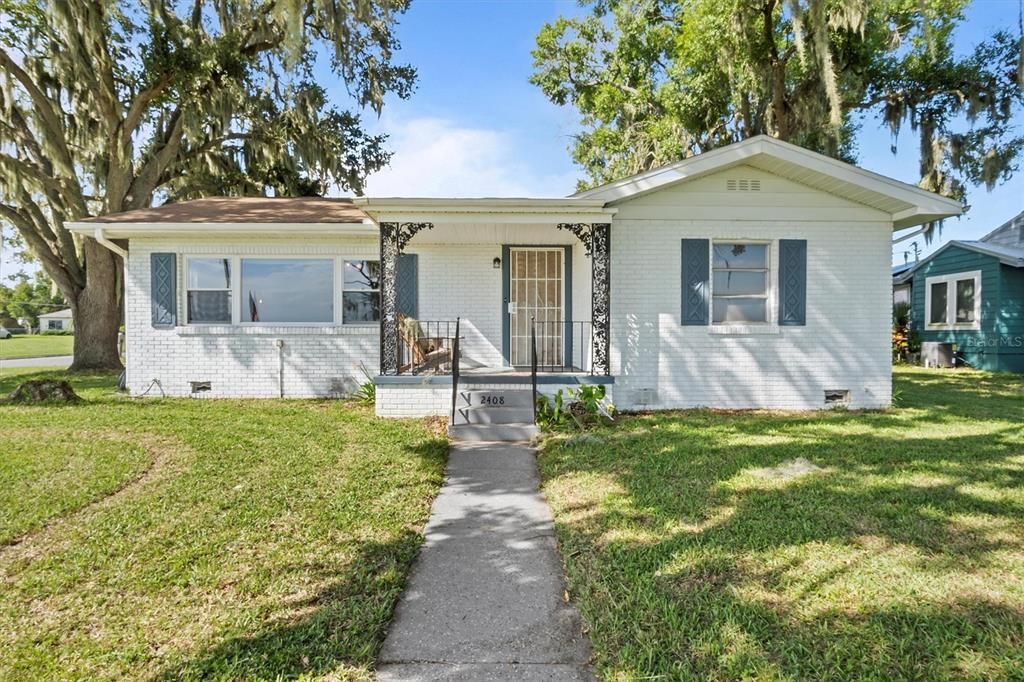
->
xmin=359 ymin=211 xmax=617 ymax=225
xmin=65 ymin=221 xmax=378 ymax=239
xmin=353 ymin=197 xmax=616 ymax=225
xmin=576 ymin=135 xmax=963 ymax=226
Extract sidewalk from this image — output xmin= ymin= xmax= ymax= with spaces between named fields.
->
xmin=0 ymin=355 xmax=73 ymax=369
xmin=376 ymin=441 xmax=594 ymax=681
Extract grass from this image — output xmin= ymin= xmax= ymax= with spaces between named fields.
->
xmin=0 ymin=367 xmax=447 ymax=681
xmin=539 ymin=366 xmax=1024 ymax=680
xmin=0 ymin=334 xmax=74 ymax=360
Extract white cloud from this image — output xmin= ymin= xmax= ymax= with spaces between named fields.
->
xmin=359 ymin=117 xmax=579 ymax=198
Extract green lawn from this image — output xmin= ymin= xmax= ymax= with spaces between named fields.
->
xmin=0 ymin=334 xmax=74 ymax=359
xmin=539 ymin=366 xmax=1024 ymax=680
xmin=0 ymin=368 xmax=446 ymax=681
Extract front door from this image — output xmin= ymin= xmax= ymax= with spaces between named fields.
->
xmin=508 ymin=247 xmax=565 ymax=367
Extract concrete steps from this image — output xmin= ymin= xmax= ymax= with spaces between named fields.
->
xmin=448 ymin=388 xmax=538 ymax=442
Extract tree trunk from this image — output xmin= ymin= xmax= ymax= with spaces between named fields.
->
xmin=69 ymin=239 xmax=124 ymax=371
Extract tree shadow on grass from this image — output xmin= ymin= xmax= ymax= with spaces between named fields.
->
xmin=541 ymin=370 xmax=1024 ymax=678
xmin=155 ymin=530 xmax=424 ymax=681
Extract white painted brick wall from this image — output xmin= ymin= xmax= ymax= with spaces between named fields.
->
xmin=609 ymin=165 xmax=893 ymax=410
xmin=376 ymin=382 xmax=612 ymax=418
xmin=126 ymin=237 xmax=380 ymax=398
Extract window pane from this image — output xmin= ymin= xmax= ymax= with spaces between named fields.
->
xmin=956 ymin=279 xmax=976 ymax=323
xmin=343 ymin=291 xmax=380 ymax=323
xmin=929 ymin=282 xmax=948 ymax=324
xmin=713 ymin=270 xmax=766 ymax=296
xmin=344 ymin=260 xmax=380 ymax=291
xmin=713 ymin=243 xmax=767 ymax=269
xmin=713 ymin=297 xmax=767 ymax=323
xmin=188 ymin=291 xmax=231 ymax=323
xmin=242 ymin=259 xmax=333 ymax=323
xmin=188 ymin=258 xmax=231 ymax=289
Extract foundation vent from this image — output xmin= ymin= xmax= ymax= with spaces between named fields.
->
xmin=190 ymin=381 xmax=212 ymax=394
xmin=726 ymin=178 xmax=761 ymax=191
xmin=824 ymin=389 xmax=850 ymax=407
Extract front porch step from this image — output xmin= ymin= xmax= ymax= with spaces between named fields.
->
xmin=452 ymin=406 xmax=534 ymax=425
xmin=456 ymin=389 xmax=535 ymax=409
xmin=448 ymin=423 xmax=540 ymax=442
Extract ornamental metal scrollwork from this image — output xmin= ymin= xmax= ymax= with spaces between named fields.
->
xmin=590 ymin=223 xmax=611 ymax=375
xmin=396 ymin=222 xmax=433 ymax=252
xmin=379 ymin=221 xmax=434 ymax=375
xmin=556 ymin=223 xmax=594 ymax=257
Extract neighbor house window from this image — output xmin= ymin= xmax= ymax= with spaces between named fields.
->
xmin=926 ymin=271 xmax=981 ymax=330
xmin=712 ymin=243 xmax=769 ymax=323
xmin=241 ymin=259 xmax=334 ymax=323
xmin=47 ymin=320 xmax=61 ymax=331
xmin=187 ymin=257 xmax=232 ymax=323
xmin=342 ymin=260 xmax=381 ymax=323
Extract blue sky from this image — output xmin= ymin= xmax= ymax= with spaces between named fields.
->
xmin=354 ymin=0 xmax=1023 ymax=266
xmin=1 ymin=0 xmax=1021 ymax=280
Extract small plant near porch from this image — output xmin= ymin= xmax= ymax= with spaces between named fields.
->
xmin=536 ymin=384 xmax=615 ymax=430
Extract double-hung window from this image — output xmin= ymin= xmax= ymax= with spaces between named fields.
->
xmin=241 ymin=259 xmax=334 ymax=323
xmin=712 ymin=243 xmax=769 ymax=323
xmin=342 ymin=260 xmax=381 ymax=323
xmin=186 ymin=258 xmax=232 ymax=324
xmin=926 ymin=271 xmax=981 ymax=329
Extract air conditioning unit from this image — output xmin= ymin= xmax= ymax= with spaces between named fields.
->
xmin=921 ymin=342 xmax=954 ymax=368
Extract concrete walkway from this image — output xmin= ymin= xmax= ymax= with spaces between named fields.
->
xmin=0 ymin=355 xmax=73 ymax=369
xmin=376 ymin=442 xmax=594 ymax=682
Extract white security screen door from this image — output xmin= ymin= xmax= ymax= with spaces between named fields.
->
xmin=509 ymin=248 xmax=565 ymax=367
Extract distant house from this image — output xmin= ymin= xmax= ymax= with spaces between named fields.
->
xmin=66 ymin=136 xmax=961 ymax=413
xmin=897 ymin=211 xmax=1024 ymax=372
xmin=38 ymin=308 xmax=73 ymax=332
xmin=892 ymin=262 xmax=915 ymax=306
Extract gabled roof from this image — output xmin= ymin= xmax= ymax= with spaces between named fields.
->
xmin=574 ymin=135 xmax=963 ymax=230
xmin=979 ymin=209 xmax=1024 ymax=248
xmin=38 ymin=308 xmax=73 ymax=319
xmin=893 ymin=239 xmax=1024 ymax=284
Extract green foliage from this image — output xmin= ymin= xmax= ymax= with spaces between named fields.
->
xmin=0 ymin=0 xmax=417 ymax=367
xmin=537 ymin=384 xmax=615 ymax=431
xmin=0 ymin=273 xmax=64 ymax=328
xmin=531 ymin=0 xmax=1023 ymax=208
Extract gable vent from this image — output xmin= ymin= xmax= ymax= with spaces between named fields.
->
xmin=726 ymin=178 xmax=761 ymax=191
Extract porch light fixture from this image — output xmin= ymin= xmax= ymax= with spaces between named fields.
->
xmin=493 ymin=257 xmax=501 ymax=269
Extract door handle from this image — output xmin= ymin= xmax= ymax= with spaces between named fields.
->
xmin=507 ymin=302 xmax=517 ymax=314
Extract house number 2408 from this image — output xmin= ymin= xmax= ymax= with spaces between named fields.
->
xmin=479 ymin=395 xmax=505 ymax=406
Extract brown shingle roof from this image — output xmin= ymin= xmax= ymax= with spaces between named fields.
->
xmin=81 ymin=197 xmax=369 ymax=224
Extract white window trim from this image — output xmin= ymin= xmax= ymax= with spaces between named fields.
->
xmin=237 ymin=256 xmax=336 ymax=326
xmin=925 ymin=270 xmax=981 ymax=331
xmin=341 ymin=258 xmax=382 ymax=326
xmin=709 ymin=240 xmax=776 ymax=327
xmin=180 ymin=254 xmax=381 ymax=327
xmin=183 ymin=255 xmax=236 ymax=325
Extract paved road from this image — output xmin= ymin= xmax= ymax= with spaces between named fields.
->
xmin=376 ymin=441 xmax=594 ymax=681
xmin=0 ymin=355 xmax=73 ymax=369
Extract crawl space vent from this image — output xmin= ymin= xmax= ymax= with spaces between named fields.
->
xmin=824 ymin=389 xmax=850 ymax=406
xmin=190 ymin=381 xmax=212 ymax=394
xmin=726 ymin=178 xmax=761 ymax=191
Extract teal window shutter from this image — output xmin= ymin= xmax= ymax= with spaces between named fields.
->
xmin=779 ymin=239 xmax=807 ymax=326
xmin=397 ymin=253 xmax=418 ymax=318
xmin=151 ymin=252 xmax=177 ymax=327
xmin=681 ymin=239 xmax=710 ymax=325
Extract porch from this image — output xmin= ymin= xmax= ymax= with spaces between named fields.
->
xmin=354 ymin=198 xmax=616 ymax=417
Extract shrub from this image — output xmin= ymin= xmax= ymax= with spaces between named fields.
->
xmin=536 ymin=384 xmax=614 ymax=431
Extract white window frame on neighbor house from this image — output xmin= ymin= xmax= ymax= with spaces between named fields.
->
xmin=182 ymin=255 xmax=381 ymax=327
xmin=709 ymin=240 xmax=774 ymax=326
xmin=925 ymin=270 xmax=982 ymax=331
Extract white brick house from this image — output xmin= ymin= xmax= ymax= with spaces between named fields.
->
xmin=69 ymin=136 xmax=961 ymax=416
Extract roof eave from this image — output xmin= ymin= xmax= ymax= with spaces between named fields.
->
xmin=65 ymin=220 xmax=378 ymax=240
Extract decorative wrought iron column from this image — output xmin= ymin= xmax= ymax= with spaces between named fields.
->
xmin=556 ymin=222 xmax=612 ymax=375
xmin=379 ymin=221 xmax=433 ymax=375
xmin=590 ymin=223 xmax=611 ymax=375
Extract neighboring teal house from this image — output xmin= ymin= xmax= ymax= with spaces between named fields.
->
xmin=895 ymin=211 xmax=1024 ymax=372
